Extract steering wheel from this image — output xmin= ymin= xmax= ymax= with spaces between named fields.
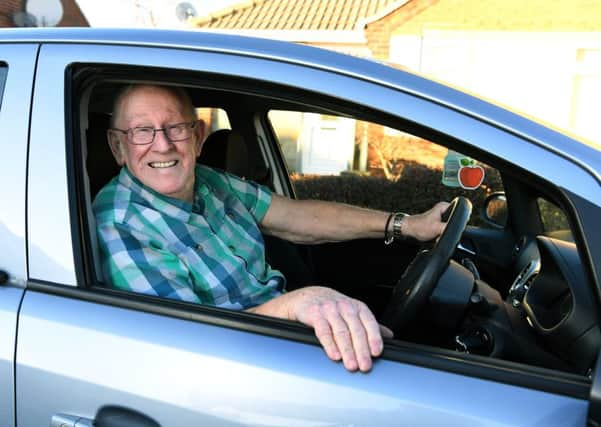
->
xmin=381 ymin=197 xmax=472 ymax=332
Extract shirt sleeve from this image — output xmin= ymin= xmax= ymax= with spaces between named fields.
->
xmin=97 ymin=221 xmax=202 ymax=303
xmin=223 ymin=173 xmax=272 ymax=222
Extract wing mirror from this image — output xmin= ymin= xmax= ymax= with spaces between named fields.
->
xmin=482 ymin=192 xmax=507 ymax=228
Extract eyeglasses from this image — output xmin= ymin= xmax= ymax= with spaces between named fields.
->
xmin=110 ymin=121 xmax=197 ymax=145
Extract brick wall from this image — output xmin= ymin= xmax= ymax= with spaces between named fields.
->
xmin=0 ymin=0 xmax=88 ymax=28
xmin=365 ymin=0 xmax=440 ymax=60
xmin=58 ymin=0 xmax=88 ymax=26
xmin=0 ymin=0 xmax=23 ymax=27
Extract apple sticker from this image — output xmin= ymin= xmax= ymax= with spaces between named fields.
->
xmin=458 ymin=158 xmax=485 ymax=189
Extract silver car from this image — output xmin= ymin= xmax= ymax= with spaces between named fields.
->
xmin=1 ymin=27 xmax=600 ymax=426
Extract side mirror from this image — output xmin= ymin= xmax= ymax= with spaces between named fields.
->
xmin=481 ymin=192 xmax=507 ymax=228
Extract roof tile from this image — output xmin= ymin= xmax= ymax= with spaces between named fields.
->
xmin=195 ymin=0 xmax=401 ymax=31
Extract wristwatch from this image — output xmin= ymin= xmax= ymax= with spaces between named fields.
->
xmin=392 ymin=212 xmax=409 ymax=239
xmin=385 ymin=212 xmax=409 ymax=244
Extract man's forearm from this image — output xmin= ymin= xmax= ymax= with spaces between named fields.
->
xmin=261 ymin=196 xmax=448 ymax=245
xmin=261 ymin=196 xmax=388 ymax=244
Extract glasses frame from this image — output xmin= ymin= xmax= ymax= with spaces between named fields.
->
xmin=109 ymin=120 xmax=198 ymax=145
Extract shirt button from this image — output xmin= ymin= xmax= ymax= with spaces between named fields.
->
xmin=195 ymin=244 xmax=203 ymax=251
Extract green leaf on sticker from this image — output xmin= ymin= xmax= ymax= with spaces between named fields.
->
xmin=460 ymin=158 xmax=470 ymax=166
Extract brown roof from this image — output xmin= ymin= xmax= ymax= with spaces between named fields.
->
xmin=194 ymin=0 xmax=404 ymax=31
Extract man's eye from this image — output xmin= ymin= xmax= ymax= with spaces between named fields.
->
xmin=167 ymin=124 xmax=185 ymax=133
xmin=134 ymin=127 xmax=154 ymax=135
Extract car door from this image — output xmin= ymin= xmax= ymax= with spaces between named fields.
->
xmin=16 ymin=36 xmax=596 ymax=426
xmin=0 ymin=42 xmax=38 ymax=427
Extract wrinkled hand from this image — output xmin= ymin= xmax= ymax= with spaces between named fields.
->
xmin=405 ymin=201 xmax=450 ymax=242
xmin=283 ymin=286 xmax=393 ymax=372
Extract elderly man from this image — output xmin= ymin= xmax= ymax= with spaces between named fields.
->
xmin=93 ymin=84 xmax=448 ymax=373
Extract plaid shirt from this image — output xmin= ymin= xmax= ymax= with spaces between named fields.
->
xmin=93 ymin=165 xmax=285 ymax=309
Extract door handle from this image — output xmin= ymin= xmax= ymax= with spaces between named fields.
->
xmin=52 ymin=406 xmax=160 ymax=427
xmin=51 ymin=414 xmax=93 ymax=427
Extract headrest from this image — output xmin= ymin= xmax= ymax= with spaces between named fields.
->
xmin=199 ymin=128 xmax=250 ymax=178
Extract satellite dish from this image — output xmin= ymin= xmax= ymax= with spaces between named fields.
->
xmin=12 ymin=11 xmax=37 ymax=27
xmin=175 ymin=2 xmax=198 ymax=22
xmin=26 ymin=0 xmax=64 ymax=27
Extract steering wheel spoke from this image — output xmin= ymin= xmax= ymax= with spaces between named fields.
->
xmin=382 ymin=197 xmax=472 ymax=332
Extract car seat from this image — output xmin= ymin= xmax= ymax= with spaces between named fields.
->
xmin=197 ymin=128 xmax=315 ymax=289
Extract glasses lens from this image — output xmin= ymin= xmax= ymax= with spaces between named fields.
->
xmin=166 ymin=122 xmax=194 ymax=141
xmin=131 ymin=127 xmax=155 ymax=145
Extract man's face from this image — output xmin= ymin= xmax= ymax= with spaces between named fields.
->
xmin=108 ymin=86 xmax=205 ymax=203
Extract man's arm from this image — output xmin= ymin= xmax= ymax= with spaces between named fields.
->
xmin=253 ymin=196 xmax=449 ymax=372
xmin=248 ymin=286 xmax=393 ymax=372
xmin=260 ymin=194 xmax=449 ymax=244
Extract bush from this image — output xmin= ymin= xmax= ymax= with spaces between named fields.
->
xmin=291 ymin=160 xmax=503 ymax=226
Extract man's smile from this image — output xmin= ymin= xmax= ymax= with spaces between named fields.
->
xmin=149 ymin=160 xmax=178 ymax=168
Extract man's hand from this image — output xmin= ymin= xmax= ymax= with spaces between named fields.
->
xmin=249 ymin=286 xmax=393 ymax=372
xmin=405 ymin=201 xmax=450 ymax=241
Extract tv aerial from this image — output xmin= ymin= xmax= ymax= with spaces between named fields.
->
xmin=13 ymin=0 xmax=64 ymax=27
xmin=175 ymin=2 xmax=198 ymax=22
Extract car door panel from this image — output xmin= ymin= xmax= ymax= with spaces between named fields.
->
xmin=1 ymin=287 xmax=24 ymax=427
xmin=16 ymin=290 xmax=587 ymax=426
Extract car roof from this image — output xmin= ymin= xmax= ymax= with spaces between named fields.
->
xmin=1 ymin=27 xmax=599 ymax=180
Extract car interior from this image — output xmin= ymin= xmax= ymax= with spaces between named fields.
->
xmin=73 ymin=65 xmax=599 ymax=384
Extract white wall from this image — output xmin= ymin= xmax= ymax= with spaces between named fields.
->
xmin=390 ymin=31 xmax=601 ymax=146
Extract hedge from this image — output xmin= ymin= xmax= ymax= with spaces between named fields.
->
xmin=291 ymin=161 xmax=504 ymax=226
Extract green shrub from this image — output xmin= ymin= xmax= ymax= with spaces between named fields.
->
xmin=291 ymin=161 xmax=503 ymax=226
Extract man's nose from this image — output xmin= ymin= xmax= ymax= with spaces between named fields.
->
xmin=151 ymin=129 xmax=173 ymax=151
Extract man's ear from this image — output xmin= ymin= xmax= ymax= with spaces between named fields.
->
xmin=194 ymin=119 xmax=207 ymax=158
xmin=107 ymin=130 xmax=125 ymax=166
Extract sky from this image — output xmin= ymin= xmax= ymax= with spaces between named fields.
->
xmin=76 ymin=0 xmax=240 ymax=28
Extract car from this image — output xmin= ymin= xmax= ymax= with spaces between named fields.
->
xmin=1 ymin=27 xmax=600 ymax=426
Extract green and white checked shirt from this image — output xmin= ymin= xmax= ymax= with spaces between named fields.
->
xmin=93 ymin=165 xmax=285 ymax=309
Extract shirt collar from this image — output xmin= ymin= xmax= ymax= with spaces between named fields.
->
xmin=118 ymin=166 xmax=200 ymax=222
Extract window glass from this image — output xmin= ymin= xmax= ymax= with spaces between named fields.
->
xmin=537 ymin=197 xmax=571 ymax=239
xmin=196 ymin=107 xmax=230 ymax=132
xmin=0 ymin=65 xmax=7 ymax=107
xmin=269 ymin=110 xmax=503 ymax=226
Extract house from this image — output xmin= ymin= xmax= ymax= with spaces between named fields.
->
xmin=192 ymin=0 xmax=601 ymax=175
xmin=1 ymin=0 xmax=88 ymax=28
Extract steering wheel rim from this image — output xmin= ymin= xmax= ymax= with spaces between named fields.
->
xmin=381 ymin=196 xmax=472 ymax=332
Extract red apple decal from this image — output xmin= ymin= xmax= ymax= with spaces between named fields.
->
xmin=458 ymin=159 xmax=484 ymax=189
